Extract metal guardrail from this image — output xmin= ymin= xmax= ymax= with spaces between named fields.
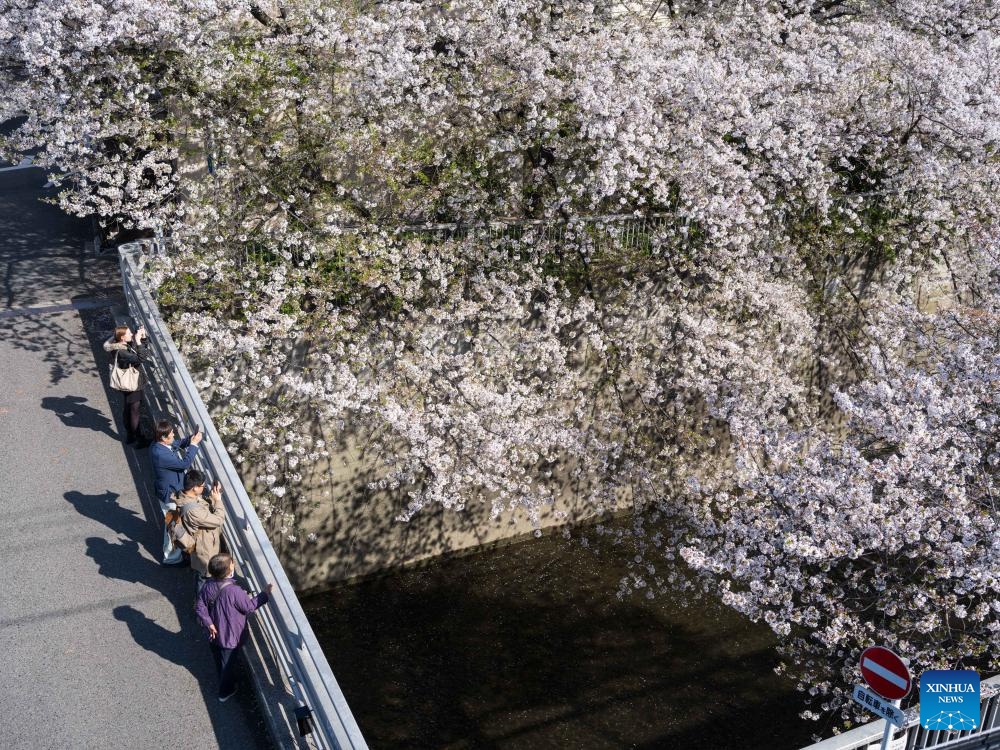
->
xmin=930 ymin=726 xmax=1000 ymax=750
xmin=118 ymin=241 xmax=368 ymax=750
xmin=802 ymin=676 xmax=1000 ymax=750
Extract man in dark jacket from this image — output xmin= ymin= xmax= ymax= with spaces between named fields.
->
xmin=195 ymin=553 xmax=272 ymax=702
xmin=149 ymin=419 xmax=202 ymax=564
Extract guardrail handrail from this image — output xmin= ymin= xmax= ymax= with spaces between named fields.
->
xmin=118 ymin=241 xmax=367 ymax=750
xmin=930 ymin=725 xmax=1000 ymax=750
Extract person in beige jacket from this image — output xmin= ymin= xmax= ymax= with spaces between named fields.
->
xmin=176 ymin=469 xmax=226 ymax=583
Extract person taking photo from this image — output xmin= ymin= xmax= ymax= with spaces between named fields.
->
xmin=103 ymin=324 xmax=151 ymax=446
xmin=150 ymin=419 xmax=203 ymax=565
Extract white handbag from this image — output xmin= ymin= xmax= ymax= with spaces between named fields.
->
xmin=109 ymin=350 xmax=141 ymax=392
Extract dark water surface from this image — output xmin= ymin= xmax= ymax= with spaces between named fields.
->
xmin=300 ymin=529 xmax=819 ymax=750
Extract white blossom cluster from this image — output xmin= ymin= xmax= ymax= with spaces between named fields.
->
xmin=3 ymin=0 xmax=1000 ymax=721
xmin=678 ymin=268 xmax=1000 ymax=717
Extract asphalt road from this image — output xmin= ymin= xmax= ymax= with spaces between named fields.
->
xmin=0 ymin=162 xmax=272 ymax=749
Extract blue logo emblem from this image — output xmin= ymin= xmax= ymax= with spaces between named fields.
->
xmin=920 ymin=670 xmax=980 ymax=731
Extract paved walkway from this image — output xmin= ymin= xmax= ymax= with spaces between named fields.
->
xmin=0 ymin=163 xmax=272 ymax=749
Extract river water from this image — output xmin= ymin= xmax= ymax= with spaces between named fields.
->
xmin=299 ymin=525 xmax=820 ymax=749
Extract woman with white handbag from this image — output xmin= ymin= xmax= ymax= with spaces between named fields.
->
xmin=103 ymin=324 xmax=151 ymax=446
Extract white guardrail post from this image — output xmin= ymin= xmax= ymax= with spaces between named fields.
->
xmin=118 ymin=241 xmax=368 ymax=750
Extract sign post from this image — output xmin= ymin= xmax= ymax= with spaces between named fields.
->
xmin=858 ymin=647 xmax=911 ymax=750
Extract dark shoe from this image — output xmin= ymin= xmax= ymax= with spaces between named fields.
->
xmin=219 ymin=686 xmax=238 ymax=703
xmin=132 ymin=438 xmax=152 ymax=450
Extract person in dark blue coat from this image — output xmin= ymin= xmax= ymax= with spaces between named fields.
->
xmin=149 ymin=418 xmax=203 ymax=564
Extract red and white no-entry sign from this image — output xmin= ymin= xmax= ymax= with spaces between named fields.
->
xmin=860 ymin=646 xmax=911 ymax=701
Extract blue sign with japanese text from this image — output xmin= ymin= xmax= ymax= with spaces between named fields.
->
xmin=920 ymin=670 xmax=980 ymax=731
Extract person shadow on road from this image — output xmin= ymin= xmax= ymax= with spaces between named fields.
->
xmin=41 ymin=395 xmax=118 ymax=440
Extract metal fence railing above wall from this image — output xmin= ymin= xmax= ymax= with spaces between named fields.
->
xmin=144 ymin=213 xmax=684 ymax=268
xmin=802 ymin=676 xmax=1000 ymax=750
xmin=118 ymin=241 xmax=367 ymax=750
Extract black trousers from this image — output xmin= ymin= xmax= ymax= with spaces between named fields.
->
xmin=122 ymin=389 xmax=142 ymax=440
xmin=211 ymin=643 xmax=240 ymax=698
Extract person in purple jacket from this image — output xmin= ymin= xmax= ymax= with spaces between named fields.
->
xmin=149 ymin=419 xmax=202 ymax=564
xmin=196 ymin=552 xmax=273 ymax=702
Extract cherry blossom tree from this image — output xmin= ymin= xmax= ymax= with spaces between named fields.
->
xmin=3 ymin=0 xmax=1000 ymax=721
xmin=675 ymin=262 xmax=1000 ymax=718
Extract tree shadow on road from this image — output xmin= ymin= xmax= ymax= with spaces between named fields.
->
xmin=0 ymin=289 xmax=120 ymax=386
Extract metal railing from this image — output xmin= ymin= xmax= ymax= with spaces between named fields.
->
xmin=802 ymin=676 xmax=1000 ymax=750
xmin=145 ymin=213 xmax=688 ymax=268
xmin=931 ymin=726 xmax=1000 ymax=750
xmin=118 ymin=241 xmax=367 ymax=750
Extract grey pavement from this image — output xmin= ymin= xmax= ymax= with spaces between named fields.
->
xmin=0 ymin=164 xmax=272 ymax=749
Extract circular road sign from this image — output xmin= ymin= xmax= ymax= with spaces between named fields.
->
xmin=860 ymin=646 xmax=911 ymax=701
